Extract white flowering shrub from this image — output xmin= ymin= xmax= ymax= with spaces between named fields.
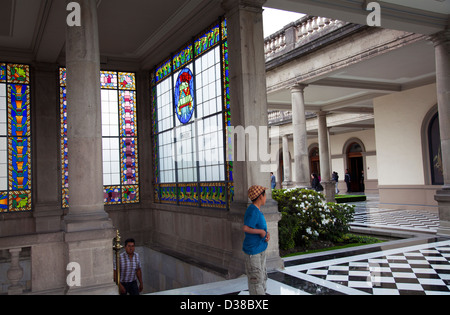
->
xmin=273 ymin=188 xmax=355 ymax=250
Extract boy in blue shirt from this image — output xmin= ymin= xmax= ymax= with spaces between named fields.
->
xmin=243 ymin=185 xmax=270 ymax=295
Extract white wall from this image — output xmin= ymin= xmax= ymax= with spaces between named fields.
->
xmin=374 ymin=84 xmax=437 ymax=186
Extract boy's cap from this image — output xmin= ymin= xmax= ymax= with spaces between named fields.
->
xmin=248 ymin=185 xmax=268 ymax=201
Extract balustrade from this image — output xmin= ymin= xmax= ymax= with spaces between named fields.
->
xmin=264 ymin=16 xmax=339 ymax=60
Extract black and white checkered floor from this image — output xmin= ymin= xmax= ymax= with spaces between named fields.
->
xmin=153 ymin=237 xmax=450 ymax=295
xmin=275 ymin=237 xmax=450 ymax=295
xmin=152 ymin=197 xmax=450 ymax=295
xmin=351 ymin=209 xmax=440 ymax=233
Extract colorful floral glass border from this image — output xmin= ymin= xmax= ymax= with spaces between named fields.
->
xmin=0 ymin=63 xmax=32 ymax=213
xmin=60 ymin=68 xmax=139 ymax=208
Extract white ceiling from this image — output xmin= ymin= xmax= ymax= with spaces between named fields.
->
xmin=382 ymin=0 xmax=450 ymax=14
xmin=264 ymin=0 xmax=449 ymax=35
xmin=0 ymin=0 xmax=226 ymax=69
xmin=0 ymin=0 xmax=445 ymax=136
xmin=266 ymin=35 xmax=437 ymax=135
xmin=0 ymin=0 xmax=447 ymax=68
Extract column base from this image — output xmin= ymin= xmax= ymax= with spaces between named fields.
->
xmin=321 ymin=181 xmax=336 ymax=203
xmin=63 ymin=211 xmax=113 ymax=233
xmin=282 ymin=181 xmax=293 ymax=189
xmin=64 ymin=227 xmax=117 ymax=295
xmin=227 ymin=200 xmax=284 ymax=278
xmin=435 ymin=189 xmax=450 ymax=237
xmin=291 ymin=182 xmax=310 ymax=189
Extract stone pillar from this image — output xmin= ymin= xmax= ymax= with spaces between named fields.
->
xmin=317 ymin=111 xmax=335 ymax=202
xmin=432 ymin=30 xmax=450 ymax=236
xmin=63 ymin=0 xmax=116 ymax=294
xmin=223 ymin=0 xmax=284 ymax=277
xmin=282 ymin=135 xmax=292 ymax=188
xmin=291 ymin=84 xmax=310 ymax=187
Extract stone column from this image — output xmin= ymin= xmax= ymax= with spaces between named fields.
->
xmin=317 ymin=111 xmax=335 ymax=202
xmin=291 ymin=84 xmax=310 ymax=187
xmin=282 ymin=135 xmax=292 ymax=188
xmin=223 ymin=0 xmax=283 ymax=277
xmin=63 ymin=0 xmax=116 ymax=294
xmin=432 ymin=30 xmax=450 ymax=236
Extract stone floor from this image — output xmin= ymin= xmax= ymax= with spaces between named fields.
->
xmin=151 ymin=195 xmax=450 ymax=295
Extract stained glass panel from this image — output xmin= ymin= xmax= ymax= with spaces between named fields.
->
xmin=9 ymin=137 xmax=31 ymax=190
xmin=7 ymin=64 xmax=29 ymax=85
xmin=0 ymin=192 xmax=8 ymax=211
xmin=0 ymin=62 xmax=32 ymax=213
xmin=152 ymin=18 xmax=231 ymax=210
xmin=173 ymin=44 xmax=193 ymax=72
xmin=100 ymin=71 xmax=118 ymax=89
xmin=8 ymin=84 xmax=30 ymax=137
xmin=118 ymin=72 xmax=136 ymax=90
xmin=194 ymin=23 xmax=220 ymax=57
xmin=60 ymin=68 xmax=140 ymax=207
xmin=122 ymin=185 xmax=139 ymax=204
xmin=0 ymin=64 xmax=6 ymax=82
xmin=200 ymin=183 xmax=227 ymax=208
xmin=9 ymin=190 xmax=31 ymax=212
xmin=179 ymin=184 xmax=198 ymax=206
xmin=155 ymin=59 xmax=172 ymax=85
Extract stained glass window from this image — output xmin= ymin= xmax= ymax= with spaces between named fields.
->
xmin=152 ymin=19 xmax=233 ymax=210
xmin=60 ymin=69 xmax=139 ymax=207
xmin=0 ymin=63 xmax=32 ymax=213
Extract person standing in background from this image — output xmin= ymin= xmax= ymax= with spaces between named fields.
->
xmin=270 ymin=172 xmax=276 ymax=189
xmin=345 ymin=169 xmax=351 ymax=193
xmin=114 ymin=238 xmax=144 ymax=295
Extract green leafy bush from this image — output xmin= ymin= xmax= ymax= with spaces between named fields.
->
xmin=273 ymin=188 xmax=355 ymax=250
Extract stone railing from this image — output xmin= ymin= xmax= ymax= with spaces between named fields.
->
xmin=0 ymin=246 xmax=30 ymax=295
xmin=0 ymin=232 xmax=65 ymax=295
xmin=264 ymin=16 xmax=347 ymax=61
xmin=268 ymin=110 xmax=318 ymax=125
xmin=268 ymin=111 xmax=292 ymax=125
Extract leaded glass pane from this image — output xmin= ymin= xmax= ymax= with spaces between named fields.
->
xmin=0 ymin=63 xmax=32 ymax=213
xmin=60 ymin=68 xmax=140 ymax=207
xmin=152 ymin=18 xmax=232 ymax=209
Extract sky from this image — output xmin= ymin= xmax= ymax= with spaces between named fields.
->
xmin=263 ymin=7 xmax=306 ymax=38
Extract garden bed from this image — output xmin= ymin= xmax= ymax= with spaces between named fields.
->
xmin=280 ymin=233 xmax=382 ymax=258
xmin=335 ymin=195 xmax=367 ymax=203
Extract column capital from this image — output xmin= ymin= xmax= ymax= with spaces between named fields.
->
xmin=289 ymin=83 xmax=308 ymax=92
xmin=429 ymin=29 xmax=450 ymax=48
xmin=222 ymin=0 xmax=266 ymax=13
xmin=317 ymin=110 xmax=329 ymax=117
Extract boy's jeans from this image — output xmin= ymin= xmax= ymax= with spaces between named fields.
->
xmin=244 ymin=251 xmax=267 ymax=295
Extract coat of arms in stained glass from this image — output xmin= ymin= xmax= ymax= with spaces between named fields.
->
xmin=174 ymin=68 xmax=195 ymax=125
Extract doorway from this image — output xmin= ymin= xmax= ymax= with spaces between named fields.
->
xmin=309 ymin=147 xmax=320 ymax=178
xmin=347 ymin=142 xmax=364 ymax=193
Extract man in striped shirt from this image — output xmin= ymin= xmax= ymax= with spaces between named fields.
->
xmin=114 ymin=238 xmax=143 ymax=295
